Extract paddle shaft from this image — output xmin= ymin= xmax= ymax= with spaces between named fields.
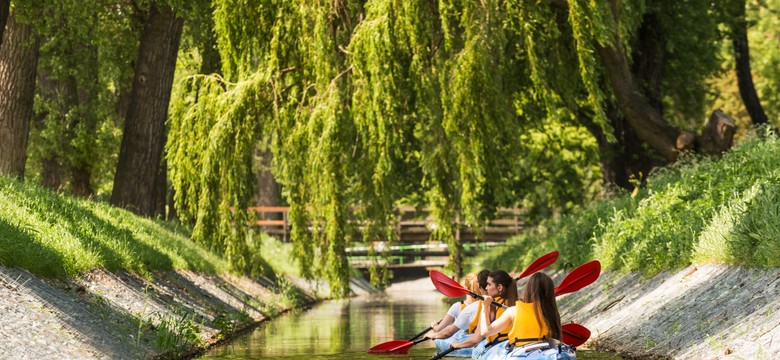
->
xmin=430 ymin=345 xmax=458 ymax=360
xmin=409 ymin=325 xmax=433 ymax=342
xmin=469 ymin=291 xmax=509 ymax=309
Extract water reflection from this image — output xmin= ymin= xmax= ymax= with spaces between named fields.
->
xmin=201 ymin=288 xmax=622 ymax=359
xmin=202 ymin=289 xmax=445 ymax=359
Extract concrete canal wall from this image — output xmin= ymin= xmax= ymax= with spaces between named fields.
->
xmin=558 ymin=264 xmax=780 ymax=359
xmin=3 ymin=262 xmax=778 ymax=360
xmin=0 ymin=266 xmax=340 ymax=359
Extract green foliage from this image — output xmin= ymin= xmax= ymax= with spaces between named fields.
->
xmin=479 ymin=130 xmax=780 ymax=275
xmin=25 ymin=0 xmax=139 ymax=197
xmin=150 ymin=309 xmax=203 ymax=355
xmin=167 ymin=0 xmax=606 ymax=297
xmin=747 ymin=0 xmax=780 ymax=123
xmin=0 ymin=175 xmax=229 ymax=277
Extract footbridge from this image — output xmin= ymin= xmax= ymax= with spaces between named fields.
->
xmin=250 ymin=206 xmax=524 ymax=269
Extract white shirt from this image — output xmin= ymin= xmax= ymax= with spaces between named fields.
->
xmin=446 ymin=301 xmax=464 ymax=320
xmin=454 ymin=301 xmax=480 ymax=330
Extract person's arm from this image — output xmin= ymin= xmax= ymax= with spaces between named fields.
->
xmin=478 ymin=296 xmax=514 ymax=338
xmin=432 ymin=314 xmax=455 ymax=332
xmin=426 ymin=324 xmax=458 ymax=339
xmin=450 ymin=332 xmax=484 ymax=349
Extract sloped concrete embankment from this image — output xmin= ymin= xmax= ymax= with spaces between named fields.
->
xmin=0 ymin=266 xmax=333 ymax=359
xmin=557 ymin=265 xmax=780 ymax=359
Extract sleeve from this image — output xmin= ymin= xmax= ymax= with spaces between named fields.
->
xmin=454 ymin=301 xmax=479 ymax=330
xmin=446 ymin=302 xmax=462 ymax=319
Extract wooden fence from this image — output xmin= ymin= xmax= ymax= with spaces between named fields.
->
xmin=248 ymin=206 xmax=524 ymax=243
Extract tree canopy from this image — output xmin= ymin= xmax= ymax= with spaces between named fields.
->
xmin=165 ymin=0 xmax=770 ymax=296
xmin=1 ymin=0 xmax=777 ymax=298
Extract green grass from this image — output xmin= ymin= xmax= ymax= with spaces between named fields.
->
xmin=479 ymin=129 xmax=780 ymax=275
xmin=0 ymin=176 xmax=230 ymax=277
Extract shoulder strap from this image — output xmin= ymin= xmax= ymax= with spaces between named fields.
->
xmin=511 ymin=337 xmax=546 ymax=346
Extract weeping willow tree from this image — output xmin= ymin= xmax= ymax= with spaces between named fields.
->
xmin=168 ymin=0 xmax=741 ymax=297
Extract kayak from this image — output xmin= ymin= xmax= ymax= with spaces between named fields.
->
xmin=433 ymin=329 xmax=481 ymax=357
xmin=472 ymin=339 xmax=576 ymax=360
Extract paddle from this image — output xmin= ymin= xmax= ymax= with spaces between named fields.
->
xmin=430 ymin=323 xmax=591 ymax=359
xmin=431 ymin=259 xmax=601 ymax=305
xmin=367 ymin=322 xmax=438 ymax=353
xmin=516 ymin=250 xmax=559 ymax=280
xmin=430 ymin=345 xmax=459 ymax=360
xmin=562 ymin=323 xmax=591 ymax=347
xmin=428 ymin=251 xmax=560 ymax=310
xmin=430 ymin=270 xmax=509 ymax=309
xmin=554 ymin=260 xmax=601 ymax=296
xmin=369 ymin=337 xmax=428 ymax=354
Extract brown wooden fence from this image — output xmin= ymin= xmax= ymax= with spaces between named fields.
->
xmin=248 ymin=206 xmax=524 ymax=243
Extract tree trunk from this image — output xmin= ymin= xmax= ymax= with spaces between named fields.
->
xmin=69 ymin=41 xmax=101 ymax=197
xmin=597 ymin=42 xmax=686 ymax=162
xmin=632 ymin=12 xmax=665 ymax=112
xmin=582 ymin=106 xmax=661 ymax=191
xmin=596 ymin=0 xmax=701 ymax=162
xmin=0 ymin=0 xmax=9 ymax=46
xmin=0 ymin=13 xmax=39 ymax=178
xmin=731 ymin=0 xmax=768 ymax=126
xmin=35 ymin=70 xmax=64 ymax=189
xmin=255 ymin=146 xmax=281 ymax=208
xmin=111 ymin=4 xmax=183 ymax=216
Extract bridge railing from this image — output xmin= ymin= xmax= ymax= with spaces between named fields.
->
xmin=248 ymin=206 xmax=524 ymax=244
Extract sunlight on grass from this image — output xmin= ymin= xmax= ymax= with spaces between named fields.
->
xmin=0 ymin=176 xmax=231 ymax=277
xmin=478 ymin=129 xmax=780 ymax=276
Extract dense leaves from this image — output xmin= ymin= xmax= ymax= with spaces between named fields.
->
xmin=2 ymin=0 xmax=776 ymax=297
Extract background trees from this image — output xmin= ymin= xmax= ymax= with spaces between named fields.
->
xmin=0 ymin=0 xmax=778 ymax=297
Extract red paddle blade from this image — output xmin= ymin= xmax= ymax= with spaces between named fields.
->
xmin=555 ymin=260 xmax=601 ymax=296
xmin=368 ymin=340 xmax=413 ymax=353
xmin=430 ymin=270 xmax=470 ymax=297
xmin=368 ymin=339 xmax=418 ymax=354
xmin=562 ymin=323 xmax=591 ymax=347
xmin=516 ymin=250 xmax=559 ymax=279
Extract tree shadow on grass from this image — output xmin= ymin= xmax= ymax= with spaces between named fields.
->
xmin=0 ymin=218 xmax=66 ymax=276
xmin=9 ymin=182 xmax=175 ymax=275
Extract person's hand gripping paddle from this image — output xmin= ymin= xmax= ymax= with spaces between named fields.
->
xmin=367 ymin=323 xmax=438 ymax=354
xmin=429 ymin=260 xmax=601 ymax=359
xmin=430 ymin=250 xmax=562 ymax=309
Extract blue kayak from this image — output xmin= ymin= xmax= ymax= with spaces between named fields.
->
xmin=472 ymin=339 xmax=576 ymax=360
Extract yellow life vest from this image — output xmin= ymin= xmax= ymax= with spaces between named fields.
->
xmin=485 ymin=296 xmax=511 ymax=344
xmin=466 ymin=300 xmax=482 ymax=334
xmin=460 ymin=300 xmax=467 ymax=311
xmin=467 ymin=296 xmax=510 ymax=343
xmin=508 ymin=301 xmax=550 ymax=347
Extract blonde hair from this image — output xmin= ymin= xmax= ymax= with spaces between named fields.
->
xmin=463 ymin=273 xmax=479 ymax=293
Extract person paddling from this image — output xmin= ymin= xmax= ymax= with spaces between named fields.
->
xmin=469 ymin=272 xmax=573 ymax=360
xmin=428 ymin=270 xmax=488 ymax=333
xmin=444 ymin=270 xmax=518 ymax=357
xmin=425 ymin=270 xmax=491 ymax=356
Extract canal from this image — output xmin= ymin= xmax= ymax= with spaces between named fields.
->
xmin=201 ymin=279 xmax=622 ymax=359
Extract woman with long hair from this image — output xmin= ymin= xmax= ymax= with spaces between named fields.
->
xmin=468 ymin=272 xmax=574 ymax=360
xmin=447 ymin=270 xmax=518 ymax=356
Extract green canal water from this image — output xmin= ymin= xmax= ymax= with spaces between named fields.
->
xmin=201 ymin=289 xmax=621 ymax=360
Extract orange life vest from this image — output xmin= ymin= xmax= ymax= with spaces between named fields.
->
xmin=466 ymin=301 xmax=482 ymax=334
xmin=485 ymin=296 xmax=511 ymax=344
xmin=467 ymin=296 xmax=510 ymax=344
xmin=508 ymin=301 xmax=550 ymax=347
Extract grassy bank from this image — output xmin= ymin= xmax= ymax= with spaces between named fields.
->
xmin=0 ymin=176 xmax=317 ymax=358
xmin=0 ymin=175 xmax=307 ymax=280
xmin=0 ymin=175 xmax=233 ymax=277
xmin=479 ymin=130 xmax=780 ymax=276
